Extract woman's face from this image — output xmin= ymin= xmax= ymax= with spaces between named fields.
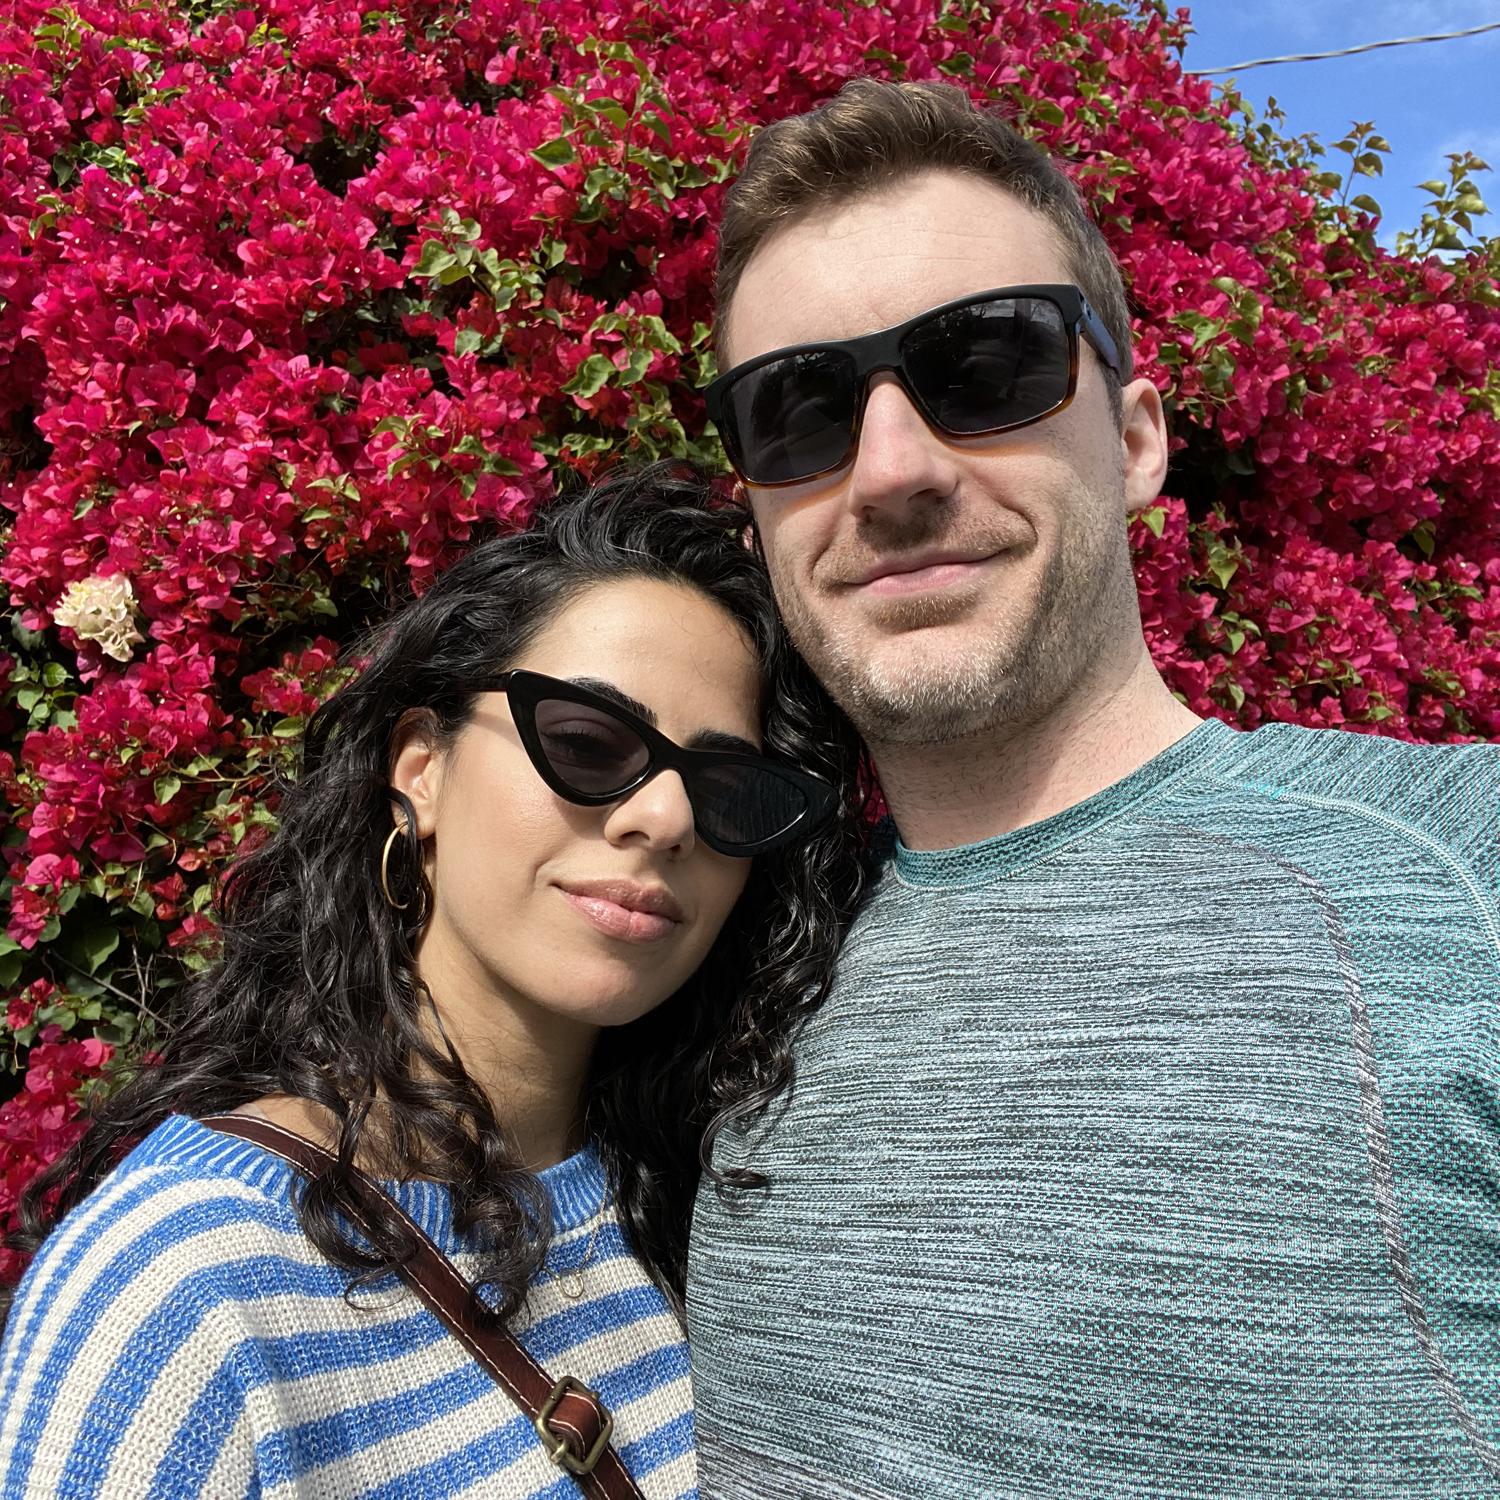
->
xmin=393 ymin=576 xmax=762 ymax=1038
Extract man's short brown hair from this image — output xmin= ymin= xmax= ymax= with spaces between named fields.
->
xmin=715 ymin=78 xmax=1132 ymax=406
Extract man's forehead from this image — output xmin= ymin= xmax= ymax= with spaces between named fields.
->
xmin=720 ymin=171 xmax=1070 ymax=363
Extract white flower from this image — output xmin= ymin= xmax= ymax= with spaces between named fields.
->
xmin=53 ymin=573 xmax=144 ymax=662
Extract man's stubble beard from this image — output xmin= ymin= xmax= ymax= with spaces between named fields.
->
xmin=768 ymin=494 xmax=1134 ymax=749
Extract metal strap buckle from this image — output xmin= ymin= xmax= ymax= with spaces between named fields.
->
xmin=534 ymin=1374 xmax=615 ymax=1476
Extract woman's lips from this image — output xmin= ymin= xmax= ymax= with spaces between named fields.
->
xmin=558 ymin=890 xmax=680 ymax=944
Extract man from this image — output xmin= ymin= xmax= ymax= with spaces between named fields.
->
xmin=686 ymin=78 xmax=1500 ymax=1498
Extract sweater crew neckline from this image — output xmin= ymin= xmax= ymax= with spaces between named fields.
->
xmin=892 ymin=716 xmax=1237 ymax=888
xmin=153 ymin=1115 xmax=609 ymax=1251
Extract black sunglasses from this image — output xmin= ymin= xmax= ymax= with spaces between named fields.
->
xmin=487 ymin=669 xmax=837 ymax=857
xmin=705 ymin=283 xmax=1131 ymax=488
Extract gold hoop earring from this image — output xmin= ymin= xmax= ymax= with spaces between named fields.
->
xmin=380 ymin=823 xmax=412 ymax=910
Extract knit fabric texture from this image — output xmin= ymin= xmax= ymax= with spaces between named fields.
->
xmin=687 ymin=717 xmax=1500 ymax=1498
xmin=1 ymin=1115 xmax=697 ymax=1498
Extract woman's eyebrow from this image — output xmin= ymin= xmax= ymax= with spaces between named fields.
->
xmin=569 ymin=677 xmax=657 ymax=725
xmin=689 ymin=728 xmax=761 ymax=755
xmin=566 ymin=677 xmax=761 ymax=756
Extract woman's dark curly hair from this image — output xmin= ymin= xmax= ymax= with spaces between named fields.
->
xmin=4 ymin=464 xmax=871 ymax=1329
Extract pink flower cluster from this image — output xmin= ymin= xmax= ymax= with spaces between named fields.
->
xmin=0 ymin=982 xmax=112 ymax=1283
xmin=2 ymin=0 xmax=1497 ymax=1277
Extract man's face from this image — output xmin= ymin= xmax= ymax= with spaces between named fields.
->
xmin=725 ymin=170 xmax=1164 ymax=748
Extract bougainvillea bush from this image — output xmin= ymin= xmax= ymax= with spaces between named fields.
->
xmin=1 ymin=0 xmax=1497 ymax=1279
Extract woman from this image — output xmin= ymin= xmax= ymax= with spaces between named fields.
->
xmin=0 ymin=466 xmax=868 ymax=1499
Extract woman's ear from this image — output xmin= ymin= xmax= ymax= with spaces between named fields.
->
xmin=388 ymin=708 xmax=445 ymax=838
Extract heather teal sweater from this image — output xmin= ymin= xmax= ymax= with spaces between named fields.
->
xmin=687 ymin=718 xmax=1500 ymax=1498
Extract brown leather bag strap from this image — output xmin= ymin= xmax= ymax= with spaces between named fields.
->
xmin=199 ymin=1114 xmax=647 ymax=1500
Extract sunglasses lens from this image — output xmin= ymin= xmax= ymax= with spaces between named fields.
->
xmin=903 ymin=296 xmax=1072 ymax=434
xmin=689 ymin=763 xmax=812 ymax=852
xmin=533 ymin=698 xmax=650 ymax=797
xmin=721 ymin=349 xmax=859 ymax=486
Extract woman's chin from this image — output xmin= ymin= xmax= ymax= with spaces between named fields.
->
xmin=531 ymin=976 xmax=680 ymax=1031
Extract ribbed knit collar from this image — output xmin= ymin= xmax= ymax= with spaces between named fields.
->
xmin=153 ymin=1115 xmax=609 ymax=1253
xmin=891 ymin=716 xmax=1238 ymax=889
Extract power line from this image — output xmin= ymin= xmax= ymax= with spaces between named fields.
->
xmin=1186 ymin=20 xmax=1500 ymax=76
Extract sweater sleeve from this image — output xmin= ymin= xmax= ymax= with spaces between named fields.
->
xmin=1419 ymin=739 xmax=1500 ymax=944
xmin=0 ymin=1165 xmax=265 ymax=1499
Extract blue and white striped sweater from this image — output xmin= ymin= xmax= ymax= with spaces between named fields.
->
xmin=0 ymin=1115 xmax=696 ymax=1498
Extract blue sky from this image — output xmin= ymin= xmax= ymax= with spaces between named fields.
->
xmin=1178 ymin=1 xmax=1498 ymax=247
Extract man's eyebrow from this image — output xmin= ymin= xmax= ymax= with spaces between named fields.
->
xmin=566 ymin=678 xmax=761 ymax=757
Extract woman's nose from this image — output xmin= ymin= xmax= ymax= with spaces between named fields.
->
xmin=602 ymin=769 xmax=697 ymax=855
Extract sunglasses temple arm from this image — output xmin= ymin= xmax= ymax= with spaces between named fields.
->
xmin=1079 ymin=296 xmax=1132 ymax=383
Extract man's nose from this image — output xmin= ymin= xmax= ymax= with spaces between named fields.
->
xmin=842 ymin=373 xmax=962 ymax=523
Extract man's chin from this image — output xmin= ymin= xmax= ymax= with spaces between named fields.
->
xmin=827 ymin=641 xmax=1021 ymax=746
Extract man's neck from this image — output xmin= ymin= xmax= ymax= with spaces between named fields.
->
xmin=873 ymin=652 xmax=1203 ymax=852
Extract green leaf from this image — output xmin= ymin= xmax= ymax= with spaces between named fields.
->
xmin=413 ymin=242 xmax=458 ymax=278
xmin=619 ymin=348 xmax=653 ymax=386
xmin=98 ymin=1012 xmax=139 ymax=1046
xmin=60 ymin=921 xmax=120 ymax=975
xmin=153 ymin=774 xmax=181 ymax=804
xmin=1206 ymin=541 xmax=1241 ymax=591
xmin=453 ymin=327 xmax=484 ymax=356
xmin=530 ymin=137 xmax=577 ymax=168
xmin=0 ymin=951 xmax=21 ymax=989
xmin=562 ymin=353 xmax=616 ymax=399
xmin=271 ymin=716 xmax=304 ymax=738
xmin=1136 ymin=506 xmax=1167 ymax=538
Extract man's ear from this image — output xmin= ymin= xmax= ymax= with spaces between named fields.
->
xmin=1119 ymin=375 xmax=1170 ymax=514
xmin=388 ymin=708 xmax=445 ymax=838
